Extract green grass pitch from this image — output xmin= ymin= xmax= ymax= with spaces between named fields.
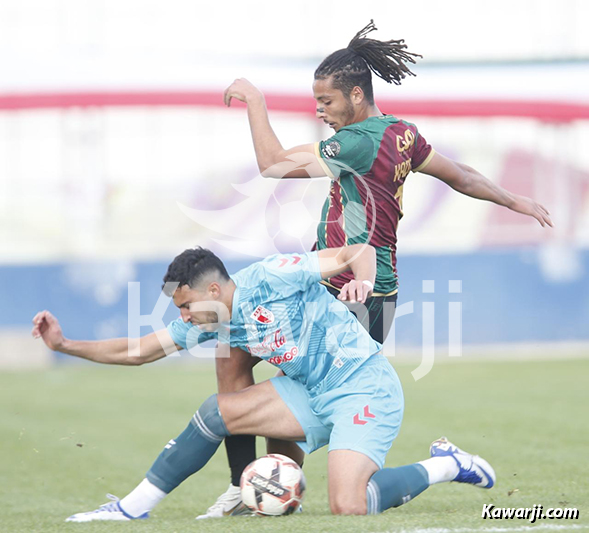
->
xmin=1 ymin=357 xmax=588 ymax=532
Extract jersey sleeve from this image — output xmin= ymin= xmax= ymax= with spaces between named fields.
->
xmin=411 ymin=128 xmax=435 ymax=172
xmin=315 ymin=129 xmax=375 ymax=179
xmin=259 ymin=251 xmax=323 ymax=299
xmin=167 ymin=317 xmax=216 ymax=350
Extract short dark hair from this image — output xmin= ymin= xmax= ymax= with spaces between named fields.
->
xmin=314 ymin=20 xmax=422 ymax=105
xmin=162 ymin=247 xmax=230 ymax=296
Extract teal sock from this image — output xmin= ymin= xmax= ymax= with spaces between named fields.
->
xmin=366 ymin=464 xmax=429 ymax=514
xmin=146 ymin=395 xmax=229 ymax=493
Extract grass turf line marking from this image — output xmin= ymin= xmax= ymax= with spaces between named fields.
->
xmin=385 ymin=525 xmax=589 ymax=533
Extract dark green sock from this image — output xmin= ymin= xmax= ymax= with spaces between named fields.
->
xmin=146 ymin=395 xmax=228 ymax=493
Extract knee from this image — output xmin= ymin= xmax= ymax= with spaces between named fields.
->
xmin=330 ymin=495 xmax=367 ymax=516
xmin=197 ymin=394 xmax=229 ymax=438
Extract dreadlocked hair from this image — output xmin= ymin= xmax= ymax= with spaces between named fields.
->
xmin=314 ymin=20 xmax=422 ymax=104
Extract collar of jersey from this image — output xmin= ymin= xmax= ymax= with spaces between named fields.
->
xmin=341 ymin=114 xmax=397 ymax=131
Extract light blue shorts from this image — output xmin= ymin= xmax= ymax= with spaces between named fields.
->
xmin=270 ymin=354 xmax=404 ymax=469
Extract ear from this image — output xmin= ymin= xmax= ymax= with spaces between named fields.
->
xmin=350 ymin=86 xmax=365 ymax=105
xmin=208 ymin=281 xmax=221 ymax=299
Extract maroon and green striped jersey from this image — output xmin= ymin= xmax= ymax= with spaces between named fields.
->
xmin=313 ymin=115 xmax=435 ymax=295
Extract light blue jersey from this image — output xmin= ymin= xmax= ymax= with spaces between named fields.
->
xmin=167 ymin=252 xmax=382 ymax=393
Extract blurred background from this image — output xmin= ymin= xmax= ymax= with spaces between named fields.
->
xmin=1 ymin=0 xmax=588 ymax=368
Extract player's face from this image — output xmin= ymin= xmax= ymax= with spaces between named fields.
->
xmin=313 ymin=77 xmax=355 ymax=132
xmin=173 ymin=284 xmax=221 ymax=332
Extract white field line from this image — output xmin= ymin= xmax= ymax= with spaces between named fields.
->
xmin=379 ymin=524 xmax=589 ymax=533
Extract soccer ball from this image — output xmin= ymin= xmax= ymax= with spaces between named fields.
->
xmin=240 ymin=454 xmax=306 ymax=516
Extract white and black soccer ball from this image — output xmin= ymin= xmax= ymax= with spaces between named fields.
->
xmin=240 ymin=453 xmax=306 ymax=516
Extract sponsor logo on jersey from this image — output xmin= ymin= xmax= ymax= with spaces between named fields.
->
xmin=268 ymin=346 xmax=299 ymax=365
xmin=321 ymin=141 xmax=341 ymax=159
xmin=246 ymin=329 xmax=286 ymax=356
xmin=251 ymin=305 xmax=275 ymax=324
xmin=396 ymin=129 xmax=415 ymax=153
xmin=278 ymin=256 xmax=301 ymax=268
xmin=394 ymin=160 xmax=412 ymax=182
xmin=353 ymin=404 xmax=376 ymax=425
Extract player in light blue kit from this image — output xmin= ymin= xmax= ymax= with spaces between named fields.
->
xmin=32 ymin=244 xmax=496 ymax=520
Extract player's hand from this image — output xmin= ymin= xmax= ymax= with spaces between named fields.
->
xmin=338 ymin=280 xmax=373 ymax=304
xmin=509 ymin=195 xmax=554 ymax=228
xmin=31 ymin=310 xmax=66 ymax=351
xmin=223 ymin=78 xmax=264 ymax=107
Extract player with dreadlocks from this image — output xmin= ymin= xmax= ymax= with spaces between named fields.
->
xmin=195 ymin=21 xmax=553 ymax=519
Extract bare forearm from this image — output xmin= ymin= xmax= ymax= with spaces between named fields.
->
xmin=421 ymin=152 xmax=552 ymax=227
xmin=454 ymin=164 xmax=515 ymax=208
xmin=246 ymin=97 xmax=284 ymax=174
xmin=318 ymin=245 xmax=377 ymax=303
xmin=346 ymin=245 xmax=376 ymax=285
xmin=34 ymin=311 xmax=173 ymax=365
xmin=60 ymin=335 xmax=171 ymax=366
xmin=224 ymin=80 xmax=321 ymax=178
xmin=60 ymin=337 xmax=141 ymax=365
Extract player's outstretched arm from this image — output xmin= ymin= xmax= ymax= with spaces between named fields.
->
xmin=31 ymin=310 xmax=179 ymax=365
xmin=224 ymin=78 xmax=326 ymax=179
xmin=316 ymin=244 xmax=376 ymax=303
xmin=419 ymin=152 xmax=554 ymax=228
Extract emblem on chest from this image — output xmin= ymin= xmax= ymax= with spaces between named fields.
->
xmin=250 ymin=305 xmax=275 ymax=324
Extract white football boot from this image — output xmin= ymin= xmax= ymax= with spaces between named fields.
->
xmin=195 ymin=484 xmax=252 ymax=519
xmin=430 ymin=437 xmax=496 ymax=488
xmin=65 ymin=494 xmax=149 ymax=522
